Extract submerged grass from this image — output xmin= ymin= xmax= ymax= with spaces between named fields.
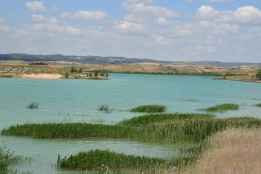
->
xmin=59 ymin=150 xmax=167 ymax=172
xmin=256 ymin=103 xmax=261 ymax=107
xmin=203 ymin=103 xmax=239 ymax=113
xmin=0 ymin=148 xmax=18 ymax=174
xmin=130 ymin=105 xmax=166 ymax=113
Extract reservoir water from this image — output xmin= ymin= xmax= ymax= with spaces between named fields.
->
xmin=0 ymin=73 xmax=261 ymax=173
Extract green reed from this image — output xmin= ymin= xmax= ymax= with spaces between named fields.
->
xmin=130 ymin=105 xmax=166 ymax=113
xmin=203 ymin=103 xmax=239 ymax=113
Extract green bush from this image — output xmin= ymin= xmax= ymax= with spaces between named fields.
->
xmin=130 ymin=105 xmax=166 ymax=113
xmin=203 ymin=103 xmax=239 ymax=113
xmin=119 ymin=113 xmax=214 ymax=127
xmin=59 ymin=150 xmax=166 ymax=171
xmin=256 ymin=69 xmax=261 ymax=80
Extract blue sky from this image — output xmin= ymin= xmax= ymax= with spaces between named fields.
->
xmin=0 ymin=0 xmax=261 ymax=62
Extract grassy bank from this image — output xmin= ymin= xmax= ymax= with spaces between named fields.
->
xmin=59 ymin=150 xmax=167 ymax=172
xmin=203 ymin=103 xmax=239 ymax=113
xmin=130 ymin=105 xmax=166 ymax=113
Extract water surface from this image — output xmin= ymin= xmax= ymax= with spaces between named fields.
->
xmin=0 ymin=73 xmax=261 ymax=173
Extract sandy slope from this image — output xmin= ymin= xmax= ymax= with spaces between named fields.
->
xmin=21 ymin=73 xmax=63 ymax=80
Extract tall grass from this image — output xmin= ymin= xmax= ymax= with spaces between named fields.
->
xmin=59 ymin=150 xmax=167 ymax=172
xmin=0 ymin=148 xmax=17 ymax=174
xmin=2 ymin=115 xmax=261 ymax=145
xmin=130 ymin=105 xmax=166 ymax=113
xmin=1 ymin=123 xmax=138 ymax=139
xmin=203 ymin=103 xmax=239 ymax=113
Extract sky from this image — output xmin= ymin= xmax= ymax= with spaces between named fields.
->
xmin=0 ymin=0 xmax=261 ymax=62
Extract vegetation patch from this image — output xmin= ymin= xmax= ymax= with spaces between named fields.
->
xmin=130 ymin=105 xmax=166 ymax=113
xmin=59 ymin=150 xmax=166 ymax=172
xmin=119 ymin=113 xmax=214 ymax=127
xmin=203 ymin=104 xmax=239 ymax=113
xmin=1 ymin=123 xmax=138 ymax=139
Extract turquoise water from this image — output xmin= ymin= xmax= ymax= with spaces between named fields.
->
xmin=0 ymin=73 xmax=261 ymax=173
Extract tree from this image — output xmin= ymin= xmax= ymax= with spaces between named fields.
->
xmin=256 ymin=69 xmax=261 ymax=80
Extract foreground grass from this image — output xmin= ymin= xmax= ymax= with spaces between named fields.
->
xmin=203 ymin=103 xmax=239 ymax=113
xmin=130 ymin=105 xmax=166 ymax=113
xmin=181 ymin=128 xmax=261 ymax=174
xmin=3 ymin=113 xmax=261 ymax=172
xmin=59 ymin=150 xmax=167 ymax=172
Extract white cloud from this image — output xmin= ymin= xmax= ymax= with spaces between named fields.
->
xmin=115 ymin=20 xmax=144 ymax=33
xmin=26 ymin=1 xmax=46 ymax=13
xmin=234 ymin=6 xmax=261 ymax=24
xmin=196 ymin=5 xmax=220 ymax=19
xmin=30 ymin=15 xmax=81 ymax=35
xmin=210 ymin=0 xmax=233 ymax=3
xmin=196 ymin=5 xmax=261 ymax=25
xmin=33 ymin=23 xmax=81 ymax=35
xmin=32 ymin=14 xmax=58 ymax=23
xmin=0 ymin=18 xmax=9 ymax=32
xmin=123 ymin=0 xmax=177 ymax=23
xmin=61 ymin=11 xmax=107 ymax=21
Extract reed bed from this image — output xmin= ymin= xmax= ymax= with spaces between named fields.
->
xmin=203 ymin=103 xmax=239 ymax=113
xmin=2 ymin=115 xmax=261 ymax=145
xmin=119 ymin=113 xmax=214 ymax=127
xmin=130 ymin=105 xmax=166 ymax=113
xmin=1 ymin=123 xmax=138 ymax=139
xmin=59 ymin=150 xmax=167 ymax=172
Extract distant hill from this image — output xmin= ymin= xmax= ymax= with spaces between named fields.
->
xmin=0 ymin=53 xmax=260 ymax=68
xmin=0 ymin=53 xmax=172 ymax=65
